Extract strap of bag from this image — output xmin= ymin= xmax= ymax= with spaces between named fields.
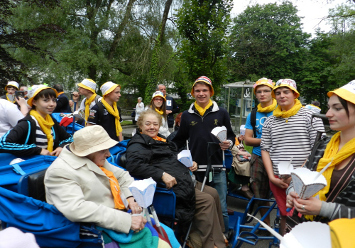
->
xmin=326 ymin=154 xmax=355 ymax=203
xmin=250 ymin=107 xmax=257 ymax=137
xmin=96 ymin=101 xmax=105 ymax=126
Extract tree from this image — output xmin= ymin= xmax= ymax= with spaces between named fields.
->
xmin=0 ymin=0 xmax=63 ymax=90
xmin=297 ymin=32 xmax=334 ymax=110
xmin=176 ymin=0 xmax=233 ymax=97
xmin=228 ymin=1 xmax=310 ymax=83
xmin=7 ymin=0 xmax=177 ymax=98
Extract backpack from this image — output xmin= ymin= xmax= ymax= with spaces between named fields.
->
xmin=250 ymin=107 xmax=257 ymax=137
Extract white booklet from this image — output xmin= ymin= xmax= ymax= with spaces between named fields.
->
xmin=291 ymin=167 xmax=327 ymax=199
xmin=248 ymin=214 xmax=331 ymax=248
xmin=177 ymin=150 xmax=193 ymax=167
xmin=128 ymin=178 xmax=156 ymax=208
xmin=277 ymin=158 xmax=293 ymax=178
xmin=211 ymin=126 xmax=227 ymax=142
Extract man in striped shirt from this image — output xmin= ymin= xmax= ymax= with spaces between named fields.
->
xmin=260 ymin=79 xmax=323 ymax=235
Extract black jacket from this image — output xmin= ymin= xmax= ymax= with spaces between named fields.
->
xmin=54 ymin=93 xmax=71 ymax=113
xmin=126 ymin=131 xmax=195 ymax=224
xmin=0 ymin=114 xmax=73 ymax=156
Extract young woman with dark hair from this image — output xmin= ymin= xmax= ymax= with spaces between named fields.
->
xmin=0 ymin=85 xmax=73 ymax=157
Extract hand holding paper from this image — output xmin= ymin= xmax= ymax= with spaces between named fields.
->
xmin=277 ymin=157 xmax=293 ymax=179
xmin=177 ymin=150 xmax=193 ymax=167
xmin=128 ymin=178 xmax=156 ymax=208
xmin=211 ymin=126 xmax=227 ymax=143
xmin=291 ymin=168 xmax=327 ymax=199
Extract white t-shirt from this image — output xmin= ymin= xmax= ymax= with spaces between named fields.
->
xmin=0 ymin=99 xmax=24 ymax=138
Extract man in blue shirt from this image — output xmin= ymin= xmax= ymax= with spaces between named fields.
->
xmin=244 ymin=78 xmax=276 ymax=227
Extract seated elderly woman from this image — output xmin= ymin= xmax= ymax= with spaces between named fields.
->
xmin=44 ymin=125 xmax=179 ymax=248
xmin=126 ymin=109 xmax=226 ymax=248
xmin=286 ymin=81 xmax=355 ymax=228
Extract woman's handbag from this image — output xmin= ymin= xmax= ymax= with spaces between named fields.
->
xmin=231 ymin=145 xmax=251 ymax=177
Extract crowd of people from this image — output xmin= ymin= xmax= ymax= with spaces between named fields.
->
xmin=0 ymin=75 xmax=354 ymax=247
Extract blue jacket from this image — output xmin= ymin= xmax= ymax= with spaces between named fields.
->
xmin=0 ymin=114 xmax=73 ymax=156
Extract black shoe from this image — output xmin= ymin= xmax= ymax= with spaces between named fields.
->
xmin=224 ymin=229 xmax=234 ymax=241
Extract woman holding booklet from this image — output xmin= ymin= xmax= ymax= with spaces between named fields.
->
xmin=126 ymin=109 xmax=227 ymax=248
xmin=286 ymin=81 xmax=355 ymax=226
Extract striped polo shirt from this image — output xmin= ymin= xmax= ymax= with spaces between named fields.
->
xmin=260 ymin=107 xmax=324 ymax=175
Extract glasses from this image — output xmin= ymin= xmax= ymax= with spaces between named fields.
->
xmin=256 ymin=90 xmax=272 ymax=94
xmin=153 ymin=98 xmax=163 ymax=102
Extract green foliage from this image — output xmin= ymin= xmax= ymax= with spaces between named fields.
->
xmin=0 ymin=0 xmax=62 ymax=90
xmin=228 ymin=2 xmax=310 ymax=83
xmin=176 ymin=0 xmax=232 ymax=95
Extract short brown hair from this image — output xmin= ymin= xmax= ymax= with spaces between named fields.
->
xmin=137 ymin=109 xmax=162 ymax=132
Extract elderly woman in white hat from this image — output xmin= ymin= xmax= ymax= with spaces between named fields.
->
xmin=44 ymin=125 xmax=146 ymax=235
xmin=286 ymin=80 xmax=355 ymax=228
xmin=0 ymin=85 xmax=72 ymax=157
xmin=146 ymin=91 xmax=170 ymax=138
xmin=87 ymin=81 xmax=123 ymax=141
xmin=44 ymin=126 xmax=182 ymax=247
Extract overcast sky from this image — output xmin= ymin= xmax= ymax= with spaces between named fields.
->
xmin=231 ymin=0 xmax=347 ymax=36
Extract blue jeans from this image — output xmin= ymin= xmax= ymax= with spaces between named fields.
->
xmin=209 ymin=170 xmax=229 ymax=232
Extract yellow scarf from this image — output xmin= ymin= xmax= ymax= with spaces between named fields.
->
xmin=315 ymin=132 xmax=355 ymax=201
xmin=155 ymin=108 xmax=163 ymax=115
xmin=273 ymin=99 xmax=302 ymax=120
xmin=153 ymin=136 xmax=166 ymax=142
xmin=30 ymin=110 xmax=54 ymax=152
xmin=99 ymin=166 xmax=125 ymax=210
xmin=6 ymin=93 xmax=15 ymax=103
xmin=101 ymin=98 xmax=122 ymax=137
xmin=84 ymin=94 xmax=97 ymax=123
xmin=194 ymin=99 xmax=213 ymax=116
xmin=305 ymin=133 xmax=355 ymax=220
xmin=257 ymin=99 xmax=277 ymax=113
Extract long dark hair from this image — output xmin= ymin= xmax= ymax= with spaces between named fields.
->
xmin=337 ymin=95 xmax=355 ymax=118
xmin=149 ymin=97 xmax=167 ymax=119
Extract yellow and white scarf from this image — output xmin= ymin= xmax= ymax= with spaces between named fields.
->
xmin=84 ymin=94 xmax=97 ymax=123
xmin=6 ymin=93 xmax=15 ymax=103
xmin=273 ymin=99 xmax=302 ymax=121
xmin=257 ymin=99 xmax=277 ymax=113
xmin=30 ymin=109 xmax=54 ymax=152
xmin=194 ymin=99 xmax=213 ymax=116
xmin=101 ymin=99 xmax=122 ymax=137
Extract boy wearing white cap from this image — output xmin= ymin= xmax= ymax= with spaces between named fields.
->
xmin=260 ymin=79 xmax=324 ymax=235
xmin=172 ymin=76 xmax=236 ymax=235
xmin=1 ymin=81 xmax=19 ymax=103
xmin=77 ymin=79 xmax=102 ymax=124
xmin=87 ymin=82 xmax=123 ymax=141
